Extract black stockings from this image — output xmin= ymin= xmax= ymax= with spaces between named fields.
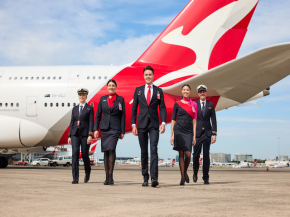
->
xmin=104 ymin=149 xmax=116 ymax=181
xmin=178 ymin=151 xmax=191 ymax=182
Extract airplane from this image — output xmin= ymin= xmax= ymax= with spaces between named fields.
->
xmin=1 ymin=0 xmax=290 ymax=168
xmin=158 ymin=159 xmax=175 ymax=167
xmin=235 ymin=159 xmax=257 ymax=168
xmin=273 ymin=162 xmax=290 ymax=168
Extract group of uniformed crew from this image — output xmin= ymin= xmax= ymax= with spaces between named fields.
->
xmin=68 ymin=65 xmax=217 ymax=187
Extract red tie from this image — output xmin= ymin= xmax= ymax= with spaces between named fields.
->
xmin=147 ymin=86 xmax=151 ymax=105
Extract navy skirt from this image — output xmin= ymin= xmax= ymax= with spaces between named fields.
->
xmin=101 ymin=128 xmax=120 ymax=152
xmin=173 ymin=119 xmax=193 ymax=152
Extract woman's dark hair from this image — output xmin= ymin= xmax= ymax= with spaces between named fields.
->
xmin=107 ymin=79 xmax=117 ymax=87
xmin=182 ymin=84 xmax=191 ymax=90
xmin=143 ymin=65 xmax=154 ymax=74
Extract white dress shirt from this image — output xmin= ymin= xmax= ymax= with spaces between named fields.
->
xmin=79 ymin=102 xmax=86 ymax=114
xmin=144 ymin=83 xmax=153 ymax=100
xmin=200 ymin=99 xmax=206 ymax=109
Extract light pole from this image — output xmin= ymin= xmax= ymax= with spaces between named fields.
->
xmin=278 ymin=138 xmax=280 ymax=162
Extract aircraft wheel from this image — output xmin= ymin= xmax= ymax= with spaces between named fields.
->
xmin=66 ymin=162 xmax=70 ymax=167
xmin=0 ymin=157 xmax=8 ymax=168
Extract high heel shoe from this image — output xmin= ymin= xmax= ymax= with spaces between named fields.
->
xmin=104 ymin=180 xmax=109 ymax=185
xmin=180 ymin=180 xmax=185 ymax=185
xmin=185 ymin=174 xmax=190 ymax=183
xmin=109 ymin=180 xmax=114 ymax=185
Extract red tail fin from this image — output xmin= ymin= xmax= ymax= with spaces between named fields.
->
xmin=172 ymin=159 xmax=176 ymax=166
xmin=253 ymin=159 xmax=257 ymax=167
xmin=199 ymin=158 xmax=203 ymax=165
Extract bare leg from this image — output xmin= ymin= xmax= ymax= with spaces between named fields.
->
xmin=179 ymin=151 xmax=185 ymax=182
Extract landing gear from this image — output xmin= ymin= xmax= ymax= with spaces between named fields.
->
xmin=0 ymin=156 xmax=8 ymax=168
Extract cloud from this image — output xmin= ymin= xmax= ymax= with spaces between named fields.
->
xmin=137 ymin=15 xmax=175 ymax=26
xmin=239 ymin=0 xmax=290 ymax=56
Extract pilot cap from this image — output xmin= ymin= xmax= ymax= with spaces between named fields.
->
xmin=197 ymin=85 xmax=207 ymax=93
xmin=77 ymin=88 xmax=89 ymax=95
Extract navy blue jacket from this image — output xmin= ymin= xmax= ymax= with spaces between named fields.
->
xmin=195 ymin=100 xmax=217 ymax=137
xmin=131 ymin=85 xmax=167 ymax=129
xmin=94 ymin=95 xmax=126 ymax=134
xmin=68 ymin=104 xmax=94 ymax=137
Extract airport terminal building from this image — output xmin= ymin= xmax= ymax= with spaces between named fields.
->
xmin=234 ymin=153 xmax=253 ymax=162
xmin=210 ymin=153 xmax=231 ymax=163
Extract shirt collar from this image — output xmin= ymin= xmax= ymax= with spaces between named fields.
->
xmin=79 ymin=102 xmax=86 ymax=107
xmin=200 ymin=99 xmax=206 ymax=105
xmin=145 ymin=83 xmax=153 ymax=89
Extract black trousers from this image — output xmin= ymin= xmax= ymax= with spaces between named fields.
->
xmin=193 ymin=131 xmax=211 ymax=180
xmin=137 ymin=118 xmax=159 ymax=181
xmin=71 ymin=130 xmax=91 ymax=180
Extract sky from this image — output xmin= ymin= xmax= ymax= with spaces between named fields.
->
xmin=0 ymin=0 xmax=289 ymax=160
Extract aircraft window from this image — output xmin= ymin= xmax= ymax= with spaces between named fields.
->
xmin=11 ymin=103 xmax=13 ymax=107
xmin=53 ymin=76 xmax=56 ymax=80
xmin=68 ymin=103 xmax=70 ymax=107
xmin=25 ymin=77 xmax=28 ymax=80
xmin=0 ymin=103 xmax=2 ymax=107
xmin=87 ymin=76 xmax=90 ymax=79
xmin=44 ymin=103 xmax=47 ymax=107
xmin=59 ymin=77 xmax=61 ymax=79
xmin=90 ymin=102 xmax=94 ymax=107
xmin=16 ymin=103 xmax=19 ymax=107
xmin=56 ymin=103 xmax=59 ymax=107
xmin=50 ymin=103 xmax=53 ymax=107
xmin=104 ymin=76 xmax=107 ymax=79
xmin=5 ymin=103 xmax=8 ymax=107
xmin=93 ymin=76 xmax=95 ymax=79
xmin=73 ymin=103 xmax=76 ymax=106
xmin=9 ymin=77 xmax=12 ymax=80
xmin=36 ymin=77 xmax=39 ymax=80
xmin=20 ymin=77 xmax=23 ymax=80
xmin=62 ymin=103 xmax=64 ymax=107
xmin=48 ymin=77 xmax=50 ymax=80
xmin=42 ymin=77 xmax=45 ymax=80
xmin=14 ymin=77 xmax=17 ymax=80
xmin=98 ymin=76 xmax=101 ymax=79
xmin=31 ymin=77 xmax=34 ymax=80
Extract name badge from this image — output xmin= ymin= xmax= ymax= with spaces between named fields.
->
xmin=192 ymin=106 xmax=195 ymax=112
xmin=77 ymin=121 xmax=80 ymax=126
xmin=157 ymin=91 xmax=160 ymax=99
xmin=119 ymin=103 xmax=122 ymax=111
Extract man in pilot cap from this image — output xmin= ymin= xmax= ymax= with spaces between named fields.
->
xmin=193 ymin=85 xmax=217 ymax=184
xmin=68 ymin=88 xmax=94 ymax=184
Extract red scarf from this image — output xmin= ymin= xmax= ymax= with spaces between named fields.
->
xmin=108 ymin=93 xmax=117 ymax=108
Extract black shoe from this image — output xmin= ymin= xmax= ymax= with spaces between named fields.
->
xmin=109 ymin=180 xmax=114 ymax=185
xmin=185 ymin=174 xmax=190 ymax=183
xmin=142 ymin=181 xmax=148 ymax=187
xmin=151 ymin=179 xmax=159 ymax=187
xmin=193 ymin=174 xmax=198 ymax=183
xmin=72 ymin=179 xmax=78 ymax=184
xmin=84 ymin=176 xmax=90 ymax=183
xmin=204 ymin=179 xmax=210 ymax=184
xmin=180 ymin=180 xmax=185 ymax=185
xmin=104 ymin=181 xmax=109 ymax=185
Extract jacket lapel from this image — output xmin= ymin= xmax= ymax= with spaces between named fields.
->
xmin=139 ymin=85 xmax=147 ymax=104
xmin=76 ymin=105 xmax=80 ymax=117
xmin=149 ymin=85 xmax=157 ymax=106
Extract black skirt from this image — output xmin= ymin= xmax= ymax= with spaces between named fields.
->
xmin=101 ymin=128 xmax=121 ymax=152
xmin=173 ymin=119 xmax=193 ymax=152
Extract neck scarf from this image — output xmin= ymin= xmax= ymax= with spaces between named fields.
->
xmin=182 ymin=97 xmax=195 ymax=107
xmin=108 ymin=93 xmax=117 ymax=108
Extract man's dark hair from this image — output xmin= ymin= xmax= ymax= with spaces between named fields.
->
xmin=182 ymin=84 xmax=191 ymax=90
xmin=107 ymin=79 xmax=117 ymax=87
xmin=143 ymin=66 xmax=154 ymax=74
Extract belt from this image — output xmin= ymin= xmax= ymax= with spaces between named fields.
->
xmin=177 ymin=119 xmax=192 ymax=123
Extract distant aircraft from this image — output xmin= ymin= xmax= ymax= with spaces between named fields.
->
xmin=212 ymin=159 xmax=237 ymax=166
xmin=274 ymin=162 xmax=289 ymax=168
xmin=158 ymin=159 xmax=175 ymax=167
xmin=235 ymin=159 xmax=257 ymax=168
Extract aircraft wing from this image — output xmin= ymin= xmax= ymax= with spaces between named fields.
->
xmin=162 ymin=43 xmax=290 ymax=103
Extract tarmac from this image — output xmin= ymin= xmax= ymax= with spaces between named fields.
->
xmin=1 ymin=165 xmax=290 ymax=217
